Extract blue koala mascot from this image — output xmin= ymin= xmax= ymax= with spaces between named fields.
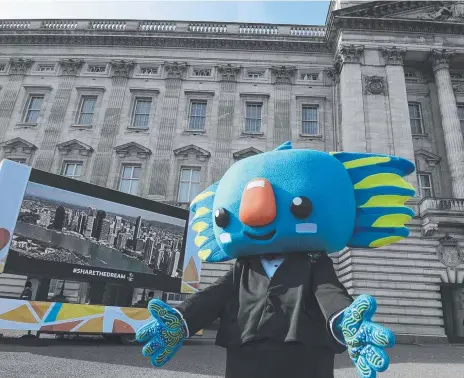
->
xmin=137 ymin=141 xmax=416 ymax=378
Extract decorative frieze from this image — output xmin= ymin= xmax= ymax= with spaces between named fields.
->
xmin=110 ymin=60 xmax=134 ymax=78
xmin=164 ymin=62 xmax=188 ymax=79
xmin=114 ymin=142 xmax=151 ymax=159
xmin=271 ymin=66 xmax=297 ymax=84
xmin=57 ymin=139 xmax=93 ymax=156
xmin=363 ymin=75 xmax=387 ymax=96
xmin=430 ymin=49 xmax=456 ymax=73
xmin=59 ymin=59 xmax=84 ymax=76
xmin=9 ymin=58 xmax=33 ymax=75
xmin=437 ymin=234 xmax=463 ymax=268
xmin=381 ymin=46 xmax=406 ymax=66
xmin=173 ymin=144 xmax=211 ymax=162
xmin=217 ymin=64 xmax=241 ymax=82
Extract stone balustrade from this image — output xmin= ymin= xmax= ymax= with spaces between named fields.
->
xmin=420 ymin=198 xmax=464 ymax=214
xmin=0 ymin=19 xmax=326 ymax=38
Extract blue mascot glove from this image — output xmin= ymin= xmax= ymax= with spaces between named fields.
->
xmin=334 ymin=294 xmax=395 ymax=378
xmin=136 ymin=299 xmax=188 ymax=367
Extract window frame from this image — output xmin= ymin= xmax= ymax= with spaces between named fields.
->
xmin=130 ymin=97 xmax=153 ymax=130
xmin=118 ymin=164 xmax=142 ymax=196
xmin=301 ymin=105 xmax=320 ymax=136
xmin=23 ymin=94 xmax=45 ymax=124
xmin=76 ymin=95 xmax=98 ymax=126
xmin=7 ymin=158 xmax=27 ymax=164
xmin=417 ymin=173 xmax=434 ymax=198
xmin=244 ymin=102 xmax=263 ymax=134
xmin=177 ymin=167 xmax=201 ymax=204
xmin=187 ymin=100 xmax=207 ymax=131
xmin=408 ymin=102 xmax=424 ymax=135
xmin=457 ymin=103 xmax=464 ymax=133
xmin=62 ymin=161 xmax=84 ymax=179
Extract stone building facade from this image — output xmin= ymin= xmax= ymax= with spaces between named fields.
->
xmin=0 ymin=0 xmax=464 ymax=342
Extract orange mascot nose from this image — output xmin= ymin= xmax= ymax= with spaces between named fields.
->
xmin=239 ymin=178 xmax=276 ymax=227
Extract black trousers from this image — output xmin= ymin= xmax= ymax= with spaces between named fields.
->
xmin=225 ymin=340 xmax=335 ymax=378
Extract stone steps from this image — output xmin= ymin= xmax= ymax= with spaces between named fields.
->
xmin=342 ymin=271 xmax=442 ymax=284
xmin=350 ymin=288 xmax=440 ymax=300
xmin=373 ymin=314 xmax=443 ymax=326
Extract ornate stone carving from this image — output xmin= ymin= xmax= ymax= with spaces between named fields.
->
xmin=271 ymin=66 xmax=297 ymax=84
xmin=114 ymin=142 xmax=151 ymax=159
xmin=339 ymin=45 xmax=364 ymax=63
xmin=430 ymin=49 xmax=456 ymax=72
xmin=59 ymin=59 xmax=84 ymax=76
xmin=9 ymin=58 xmax=33 ymax=75
xmin=57 ymin=139 xmax=93 ymax=156
xmin=453 ymin=83 xmax=464 ymax=93
xmin=415 ymin=149 xmax=442 ymax=168
xmin=422 ymin=219 xmax=438 ymax=237
xmin=425 ymin=2 xmax=464 ymax=21
xmin=437 ymin=234 xmax=463 ymax=268
xmin=110 ymin=60 xmax=134 ymax=78
xmin=0 ymin=137 xmax=37 ymax=154
xmin=173 ymin=144 xmax=211 ymax=162
xmin=381 ymin=46 xmax=406 ymax=66
xmin=217 ymin=64 xmax=241 ymax=81
xmin=164 ymin=62 xmax=188 ymax=79
xmin=363 ymin=75 xmax=387 ymax=95
xmin=323 ymin=67 xmax=338 ymax=83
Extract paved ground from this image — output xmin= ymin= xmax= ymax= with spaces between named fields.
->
xmin=0 ymin=331 xmax=463 ymax=378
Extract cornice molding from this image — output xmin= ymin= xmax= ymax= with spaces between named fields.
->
xmin=0 ymin=34 xmax=330 ymax=54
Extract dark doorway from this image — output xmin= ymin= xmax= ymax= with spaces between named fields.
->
xmin=440 ymin=284 xmax=464 ymax=343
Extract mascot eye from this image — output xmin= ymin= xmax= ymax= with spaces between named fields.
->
xmin=291 ymin=197 xmax=313 ymax=219
xmin=215 ymin=208 xmax=230 ymax=228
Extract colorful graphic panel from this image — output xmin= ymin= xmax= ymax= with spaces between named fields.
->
xmin=181 ymin=210 xmax=203 ymax=293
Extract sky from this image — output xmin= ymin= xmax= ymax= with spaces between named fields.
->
xmin=25 ymin=182 xmax=186 ymax=227
xmin=0 ymin=1 xmax=330 ymax=25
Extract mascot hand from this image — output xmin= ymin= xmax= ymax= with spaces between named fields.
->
xmin=335 ymin=294 xmax=395 ymax=378
xmin=136 ymin=299 xmax=188 ymax=367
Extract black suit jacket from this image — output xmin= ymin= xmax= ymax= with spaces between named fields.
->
xmin=177 ymin=252 xmax=353 ymax=353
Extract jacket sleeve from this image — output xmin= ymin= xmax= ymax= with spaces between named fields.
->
xmin=311 ymin=253 xmax=353 ymax=344
xmin=175 ymin=267 xmax=235 ymax=337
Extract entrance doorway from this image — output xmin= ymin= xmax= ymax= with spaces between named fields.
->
xmin=440 ymin=284 xmax=464 ymax=342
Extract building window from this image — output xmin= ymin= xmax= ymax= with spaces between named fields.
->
xmin=131 ymin=98 xmax=152 ymax=129
xmin=23 ymin=95 xmax=44 ymax=123
xmin=300 ymin=73 xmax=319 ymax=81
xmin=37 ymin=64 xmax=55 ymax=72
xmin=408 ymin=102 xmax=423 ymax=134
xmin=77 ymin=96 xmax=97 ymax=125
xmin=458 ymin=103 xmax=464 ymax=133
xmin=417 ymin=173 xmax=433 ymax=198
xmin=63 ymin=162 xmax=83 ymax=179
xmin=0 ymin=64 xmax=6 ymax=72
xmin=450 ymin=72 xmax=462 ymax=80
xmin=404 ymin=71 xmax=416 ymax=78
xmin=301 ymin=105 xmax=319 ymax=135
xmin=245 ymin=103 xmax=262 ymax=133
xmin=188 ymin=101 xmax=207 ymax=131
xmin=87 ymin=65 xmax=107 ymax=73
xmin=119 ymin=165 xmax=141 ymax=195
xmin=178 ymin=168 xmax=200 ymax=203
xmin=193 ymin=68 xmax=212 ymax=77
xmin=247 ymin=71 xmax=263 ymax=79
xmin=140 ymin=67 xmax=158 ymax=75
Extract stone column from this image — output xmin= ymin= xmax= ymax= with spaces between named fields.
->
xmin=34 ymin=59 xmax=84 ymax=171
xmin=0 ymin=58 xmax=33 ymax=141
xmin=430 ymin=49 xmax=464 ymax=198
xmin=148 ymin=62 xmax=187 ymax=197
xmin=271 ymin=66 xmax=296 ymax=145
xmin=90 ymin=60 xmax=133 ymax=186
xmin=381 ymin=47 xmax=418 ymax=192
xmin=211 ymin=64 xmax=240 ymax=183
xmin=336 ymin=45 xmax=366 ymax=152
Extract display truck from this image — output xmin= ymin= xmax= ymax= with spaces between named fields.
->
xmin=0 ymin=159 xmax=202 ymax=343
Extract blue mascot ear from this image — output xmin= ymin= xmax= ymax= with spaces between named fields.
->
xmin=330 ymin=152 xmax=416 ymax=249
xmin=189 ymin=182 xmax=231 ymax=263
xmin=274 ymin=141 xmax=293 ymax=151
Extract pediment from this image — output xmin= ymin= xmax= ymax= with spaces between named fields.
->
xmin=57 ymin=139 xmax=93 ymax=156
xmin=415 ymin=149 xmax=441 ymax=166
xmin=114 ymin=142 xmax=152 ymax=159
xmin=335 ymin=1 xmax=464 ymax=23
xmin=233 ymin=147 xmax=263 ymax=160
xmin=173 ymin=145 xmax=211 ymax=162
xmin=0 ymin=137 xmax=37 ymax=154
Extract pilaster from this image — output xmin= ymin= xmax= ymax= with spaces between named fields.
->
xmin=430 ymin=49 xmax=464 ymax=198
xmin=271 ymin=66 xmax=296 ymax=145
xmin=90 ymin=60 xmax=133 ymax=186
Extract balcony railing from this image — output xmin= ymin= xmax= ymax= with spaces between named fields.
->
xmin=0 ymin=19 xmax=326 ymax=38
xmin=419 ymin=198 xmax=464 ymax=215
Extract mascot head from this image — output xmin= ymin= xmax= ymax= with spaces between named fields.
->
xmin=189 ymin=141 xmax=416 ymax=262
